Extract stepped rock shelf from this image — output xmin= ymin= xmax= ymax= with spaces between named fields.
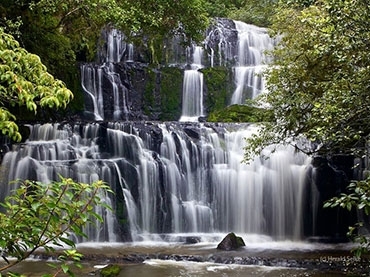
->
xmin=0 ymin=121 xmax=352 ymax=242
xmin=81 ymin=19 xmax=275 ymax=122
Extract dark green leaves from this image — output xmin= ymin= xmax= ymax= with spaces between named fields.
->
xmin=245 ymin=0 xmax=370 ymax=160
xmin=324 ymin=177 xmax=370 ymax=256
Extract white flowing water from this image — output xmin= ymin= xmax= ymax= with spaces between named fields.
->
xmin=180 ymin=46 xmax=205 ymax=121
xmin=106 ymin=28 xmax=126 ymax=63
xmin=230 ymin=21 xmax=275 ymax=104
xmin=0 ymin=122 xmax=312 ymax=243
xmin=81 ymin=65 xmax=104 ymax=121
xmin=80 ymin=21 xmax=276 ymax=121
xmin=80 ymin=28 xmax=134 ymax=121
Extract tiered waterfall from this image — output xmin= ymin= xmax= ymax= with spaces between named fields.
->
xmin=0 ymin=19 xmax=346 ymax=243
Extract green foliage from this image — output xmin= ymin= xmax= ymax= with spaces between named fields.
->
xmin=203 ymin=0 xmax=278 ymax=27
xmin=244 ymin=0 xmax=370 ymax=256
xmin=159 ymin=67 xmax=183 ymax=121
xmin=324 ymin=177 xmax=370 ymax=256
xmin=208 ymin=103 xmax=273 ymax=123
xmin=0 ymin=177 xmax=112 ymax=275
xmin=227 ymin=0 xmax=277 ymax=27
xmin=244 ymin=0 xmax=370 ymax=161
xmin=23 ymin=0 xmax=119 ymax=61
xmin=0 ymin=0 xmax=208 ymax=65
xmin=204 ymin=0 xmax=244 ymax=18
xmin=116 ymin=0 xmax=209 ymax=64
xmin=202 ymin=67 xmax=230 ymax=113
xmin=0 ymin=28 xmax=73 ymax=141
xmin=1 ymin=0 xmax=211 ymax=96
xmin=100 ymin=264 xmax=121 ymax=277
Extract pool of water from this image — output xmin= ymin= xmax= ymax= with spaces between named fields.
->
xmin=3 ymin=233 xmax=369 ymax=276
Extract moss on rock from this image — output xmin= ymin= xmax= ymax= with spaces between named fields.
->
xmin=159 ymin=67 xmax=183 ymax=121
xmin=202 ymin=66 xmax=232 ymax=115
xmin=207 ymin=104 xmax=273 ymax=123
xmin=100 ymin=264 xmax=121 ymax=277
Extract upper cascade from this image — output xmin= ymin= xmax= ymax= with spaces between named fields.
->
xmin=179 ymin=46 xmax=205 ymax=122
xmin=230 ymin=21 xmax=275 ymax=104
xmin=80 ymin=19 xmax=276 ymax=122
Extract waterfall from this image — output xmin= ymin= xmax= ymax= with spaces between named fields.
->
xmin=106 ymin=28 xmax=126 ymax=63
xmin=0 ymin=123 xmax=117 ymax=241
xmin=79 ymin=19 xmax=276 ymax=122
xmin=0 ymin=122 xmax=313 ymax=242
xmin=180 ymin=46 xmax=205 ymax=122
xmin=0 ymin=19 xmax=338 ymax=244
xmin=81 ymin=65 xmax=104 ymax=121
xmin=204 ymin=18 xmax=237 ymax=67
xmin=179 ymin=20 xmax=275 ymax=120
xmin=81 ymin=28 xmax=133 ymax=121
xmin=230 ymin=21 xmax=275 ymax=104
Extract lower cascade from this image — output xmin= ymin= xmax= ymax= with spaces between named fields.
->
xmin=0 ymin=121 xmax=320 ymax=242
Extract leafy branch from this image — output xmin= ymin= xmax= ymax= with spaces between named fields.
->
xmin=0 ymin=177 xmax=113 ymax=276
xmin=324 ymin=177 xmax=370 ymax=256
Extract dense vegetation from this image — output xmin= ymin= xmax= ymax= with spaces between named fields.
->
xmin=0 ymin=0 xmax=275 ymax=84
xmin=246 ymin=0 xmax=370 ymax=253
xmin=246 ymin=0 xmax=370 ymax=160
xmin=0 ymin=178 xmax=112 ymax=275
xmin=0 ymin=28 xmax=73 ymax=141
xmin=208 ymin=103 xmax=273 ymax=123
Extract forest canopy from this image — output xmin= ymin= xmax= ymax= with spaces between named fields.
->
xmin=0 ymin=0 xmax=275 ymax=79
xmin=244 ymin=0 xmax=370 ymax=161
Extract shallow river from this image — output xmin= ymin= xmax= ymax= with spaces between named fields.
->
xmin=4 ymin=233 xmax=369 ymax=276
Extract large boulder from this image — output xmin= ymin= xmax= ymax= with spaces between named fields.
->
xmin=217 ymin=232 xmax=245 ymax=251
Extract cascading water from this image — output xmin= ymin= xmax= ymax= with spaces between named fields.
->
xmin=81 ymin=28 xmax=132 ymax=121
xmin=204 ymin=18 xmax=237 ymax=67
xmin=0 ymin=122 xmax=313 ymax=242
xmin=179 ymin=46 xmax=205 ymax=122
xmin=230 ymin=21 xmax=275 ymax=104
xmin=179 ymin=20 xmax=275 ymax=120
xmin=0 ymin=19 xmax=341 ymax=245
xmin=81 ymin=65 xmax=104 ymax=121
xmin=0 ymin=123 xmax=117 ymax=242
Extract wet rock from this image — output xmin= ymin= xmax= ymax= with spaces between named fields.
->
xmin=217 ymin=232 xmax=245 ymax=251
xmin=185 ymin=236 xmax=201 ymax=244
xmin=183 ymin=126 xmax=201 ymax=140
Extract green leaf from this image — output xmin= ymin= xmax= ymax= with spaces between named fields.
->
xmin=61 ymin=264 xmax=70 ymax=274
xmin=58 ymin=237 xmax=76 ymax=248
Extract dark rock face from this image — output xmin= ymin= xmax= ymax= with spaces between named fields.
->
xmin=80 ymin=18 xmax=241 ymax=122
xmin=303 ymin=155 xmax=356 ymax=239
xmin=217 ymin=232 xmax=246 ymax=251
xmin=204 ymin=18 xmax=238 ymax=66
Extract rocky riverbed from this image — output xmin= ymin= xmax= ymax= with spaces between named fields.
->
xmin=13 ymin=239 xmax=368 ymax=276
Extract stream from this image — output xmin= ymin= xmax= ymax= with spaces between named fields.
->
xmin=4 ymin=234 xmax=369 ymax=276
